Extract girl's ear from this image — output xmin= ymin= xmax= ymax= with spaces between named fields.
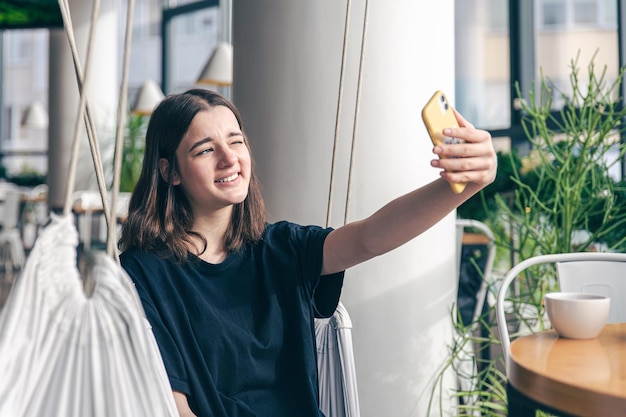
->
xmin=158 ymin=158 xmax=181 ymax=185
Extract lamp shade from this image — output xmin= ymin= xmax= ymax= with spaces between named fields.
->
xmin=21 ymin=101 xmax=48 ymax=129
xmin=132 ymin=79 xmax=165 ymax=115
xmin=196 ymin=42 xmax=233 ymax=86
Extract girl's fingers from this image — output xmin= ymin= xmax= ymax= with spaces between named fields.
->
xmin=436 ymin=137 xmax=493 ymax=158
xmin=437 ymin=163 xmax=495 ymax=187
xmin=442 ymin=126 xmax=489 ymax=145
xmin=433 ymin=150 xmax=497 ymax=186
xmin=431 ymin=108 xmax=497 ymax=188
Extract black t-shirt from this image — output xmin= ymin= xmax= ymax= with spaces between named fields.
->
xmin=120 ymin=221 xmax=344 ymax=417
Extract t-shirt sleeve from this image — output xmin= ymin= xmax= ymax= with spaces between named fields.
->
xmin=313 ymin=272 xmax=344 ymax=318
xmin=120 ymin=251 xmax=191 ymax=395
xmin=286 ymin=223 xmax=345 ymax=318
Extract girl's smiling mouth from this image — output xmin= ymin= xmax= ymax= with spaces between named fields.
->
xmin=215 ymin=172 xmax=239 ymax=183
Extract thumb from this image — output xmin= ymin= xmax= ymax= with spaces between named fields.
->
xmin=452 ymin=107 xmax=474 ymax=129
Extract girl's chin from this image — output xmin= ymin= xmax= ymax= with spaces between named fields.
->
xmin=225 ymin=191 xmax=250 ymax=205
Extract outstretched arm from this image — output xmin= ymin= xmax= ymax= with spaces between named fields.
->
xmin=321 ymin=109 xmax=497 ymax=275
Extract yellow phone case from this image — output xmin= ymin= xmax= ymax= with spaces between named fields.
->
xmin=421 ymin=90 xmax=467 ymax=194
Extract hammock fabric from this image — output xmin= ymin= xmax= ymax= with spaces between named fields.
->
xmin=0 ymin=214 xmax=177 ymax=417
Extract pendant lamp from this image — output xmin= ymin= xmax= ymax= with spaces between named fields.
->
xmin=196 ymin=42 xmax=233 ymax=86
xmin=131 ymin=79 xmax=165 ymax=116
xmin=21 ymin=101 xmax=49 ymax=129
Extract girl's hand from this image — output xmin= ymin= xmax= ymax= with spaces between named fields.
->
xmin=430 ymin=108 xmax=497 ymax=189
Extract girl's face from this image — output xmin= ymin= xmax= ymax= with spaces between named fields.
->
xmin=165 ymin=105 xmax=252 ymax=215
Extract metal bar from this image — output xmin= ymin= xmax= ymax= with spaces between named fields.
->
xmin=508 ymin=0 xmax=535 ymax=144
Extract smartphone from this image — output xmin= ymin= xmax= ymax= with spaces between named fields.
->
xmin=421 ymin=90 xmax=467 ymax=194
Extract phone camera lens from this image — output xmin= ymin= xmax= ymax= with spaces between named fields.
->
xmin=444 ymin=103 xmax=449 ymax=110
xmin=440 ymin=96 xmax=445 ymax=103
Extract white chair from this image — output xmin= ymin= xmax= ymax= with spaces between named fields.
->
xmin=496 ymin=252 xmax=626 ymax=370
xmin=20 ymin=183 xmax=49 ymax=250
xmin=454 ymin=219 xmax=496 ymax=412
xmin=456 ymin=219 xmax=496 ymax=326
xmin=72 ymin=190 xmax=103 ymax=251
xmin=0 ymin=183 xmax=26 ymax=271
xmin=315 ymin=302 xmax=360 ymax=417
xmin=71 ymin=190 xmax=130 ymax=251
xmin=556 ymin=259 xmax=626 ymax=323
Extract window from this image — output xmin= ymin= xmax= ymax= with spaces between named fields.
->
xmin=6 ymin=32 xmax=32 ymax=65
xmin=536 ymin=0 xmax=619 ymax=109
xmin=133 ymin=0 xmax=161 ymax=40
xmin=455 ymin=0 xmax=623 ymax=155
xmin=168 ymin=7 xmax=218 ymax=92
xmin=455 ymin=0 xmax=510 ymax=130
xmin=573 ymin=0 xmax=599 ymax=25
xmin=488 ymin=0 xmax=508 ymax=31
xmin=538 ymin=0 xmax=617 ymax=29
xmin=542 ymin=0 xmax=567 ymax=27
xmin=601 ymin=0 xmax=618 ymax=27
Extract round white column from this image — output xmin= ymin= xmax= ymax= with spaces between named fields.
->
xmin=48 ymin=0 xmax=119 ymax=211
xmin=233 ymin=1 xmax=458 ymax=415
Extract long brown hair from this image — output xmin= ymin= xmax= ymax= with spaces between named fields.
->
xmin=119 ymin=89 xmax=266 ymax=262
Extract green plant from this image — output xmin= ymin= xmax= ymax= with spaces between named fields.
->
xmin=7 ymin=164 xmax=46 ymax=187
xmin=429 ymin=52 xmax=626 ymax=416
xmin=497 ymin=59 xmax=626 ymax=259
xmin=119 ymin=113 xmax=147 ymax=192
xmin=0 ymin=0 xmax=63 ymax=29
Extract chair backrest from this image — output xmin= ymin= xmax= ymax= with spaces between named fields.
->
xmin=72 ymin=190 xmax=104 ymax=212
xmin=0 ymin=186 xmax=23 ymax=230
xmin=315 ymin=302 xmax=360 ymax=417
xmin=456 ymin=219 xmax=496 ymax=325
xmin=557 ymin=260 xmax=626 ymax=323
xmin=496 ymin=252 xmax=626 ymax=373
xmin=72 ymin=189 xmax=130 ymax=218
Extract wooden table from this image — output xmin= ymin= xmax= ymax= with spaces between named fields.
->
xmin=507 ymin=323 xmax=626 ymax=416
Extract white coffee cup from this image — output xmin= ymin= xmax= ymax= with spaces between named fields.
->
xmin=544 ymin=292 xmax=610 ymax=339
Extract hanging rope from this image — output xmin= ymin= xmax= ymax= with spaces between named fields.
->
xmin=58 ymin=0 xmax=112 ymax=234
xmin=58 ymin=0 xmax=134 ymax=260
xmin=108 ymin=0 xmax=136 ymax=257
xmin=343 ymin=0 xmax=369 ymax=225
xmin=326 ymin=0 xmax=352 ymax=228
xmin=326 ymin=0 xmax=370 ymax=228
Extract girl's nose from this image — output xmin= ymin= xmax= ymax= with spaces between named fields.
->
xmin=217 ymin=146 xmax=237 ymax=167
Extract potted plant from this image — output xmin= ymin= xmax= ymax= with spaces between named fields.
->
xmin=7 ymin=164 xmax=46 ymax=187
xmin=429 ymin=52 xmax=626 ymax=416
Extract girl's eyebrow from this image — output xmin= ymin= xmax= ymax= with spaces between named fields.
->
xmin=188 ymin=137 xmax=212 ymax=154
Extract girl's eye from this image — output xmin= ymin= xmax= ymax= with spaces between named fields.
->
xmin=196 ymin=147 xmax=213 ymax=156
xmin=229 ymin=135 xmax=244 ymax=145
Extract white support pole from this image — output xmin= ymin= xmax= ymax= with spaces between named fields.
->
xmin=48 ymin=0 xmax=119 ymax=211
xmin=233 ymin=1 xmax=458 ymax=415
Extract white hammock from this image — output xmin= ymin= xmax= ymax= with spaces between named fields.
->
xmin=0 ymin=213 xmax=177 ymax=417
xmin=0 ymin=0 xmax=177 ymax=413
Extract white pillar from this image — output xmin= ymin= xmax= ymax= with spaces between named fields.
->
xmin=48 ymin=0 xmax=119 ymax=211
xmin=234 ymin=1 xmax=459 ymax=416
